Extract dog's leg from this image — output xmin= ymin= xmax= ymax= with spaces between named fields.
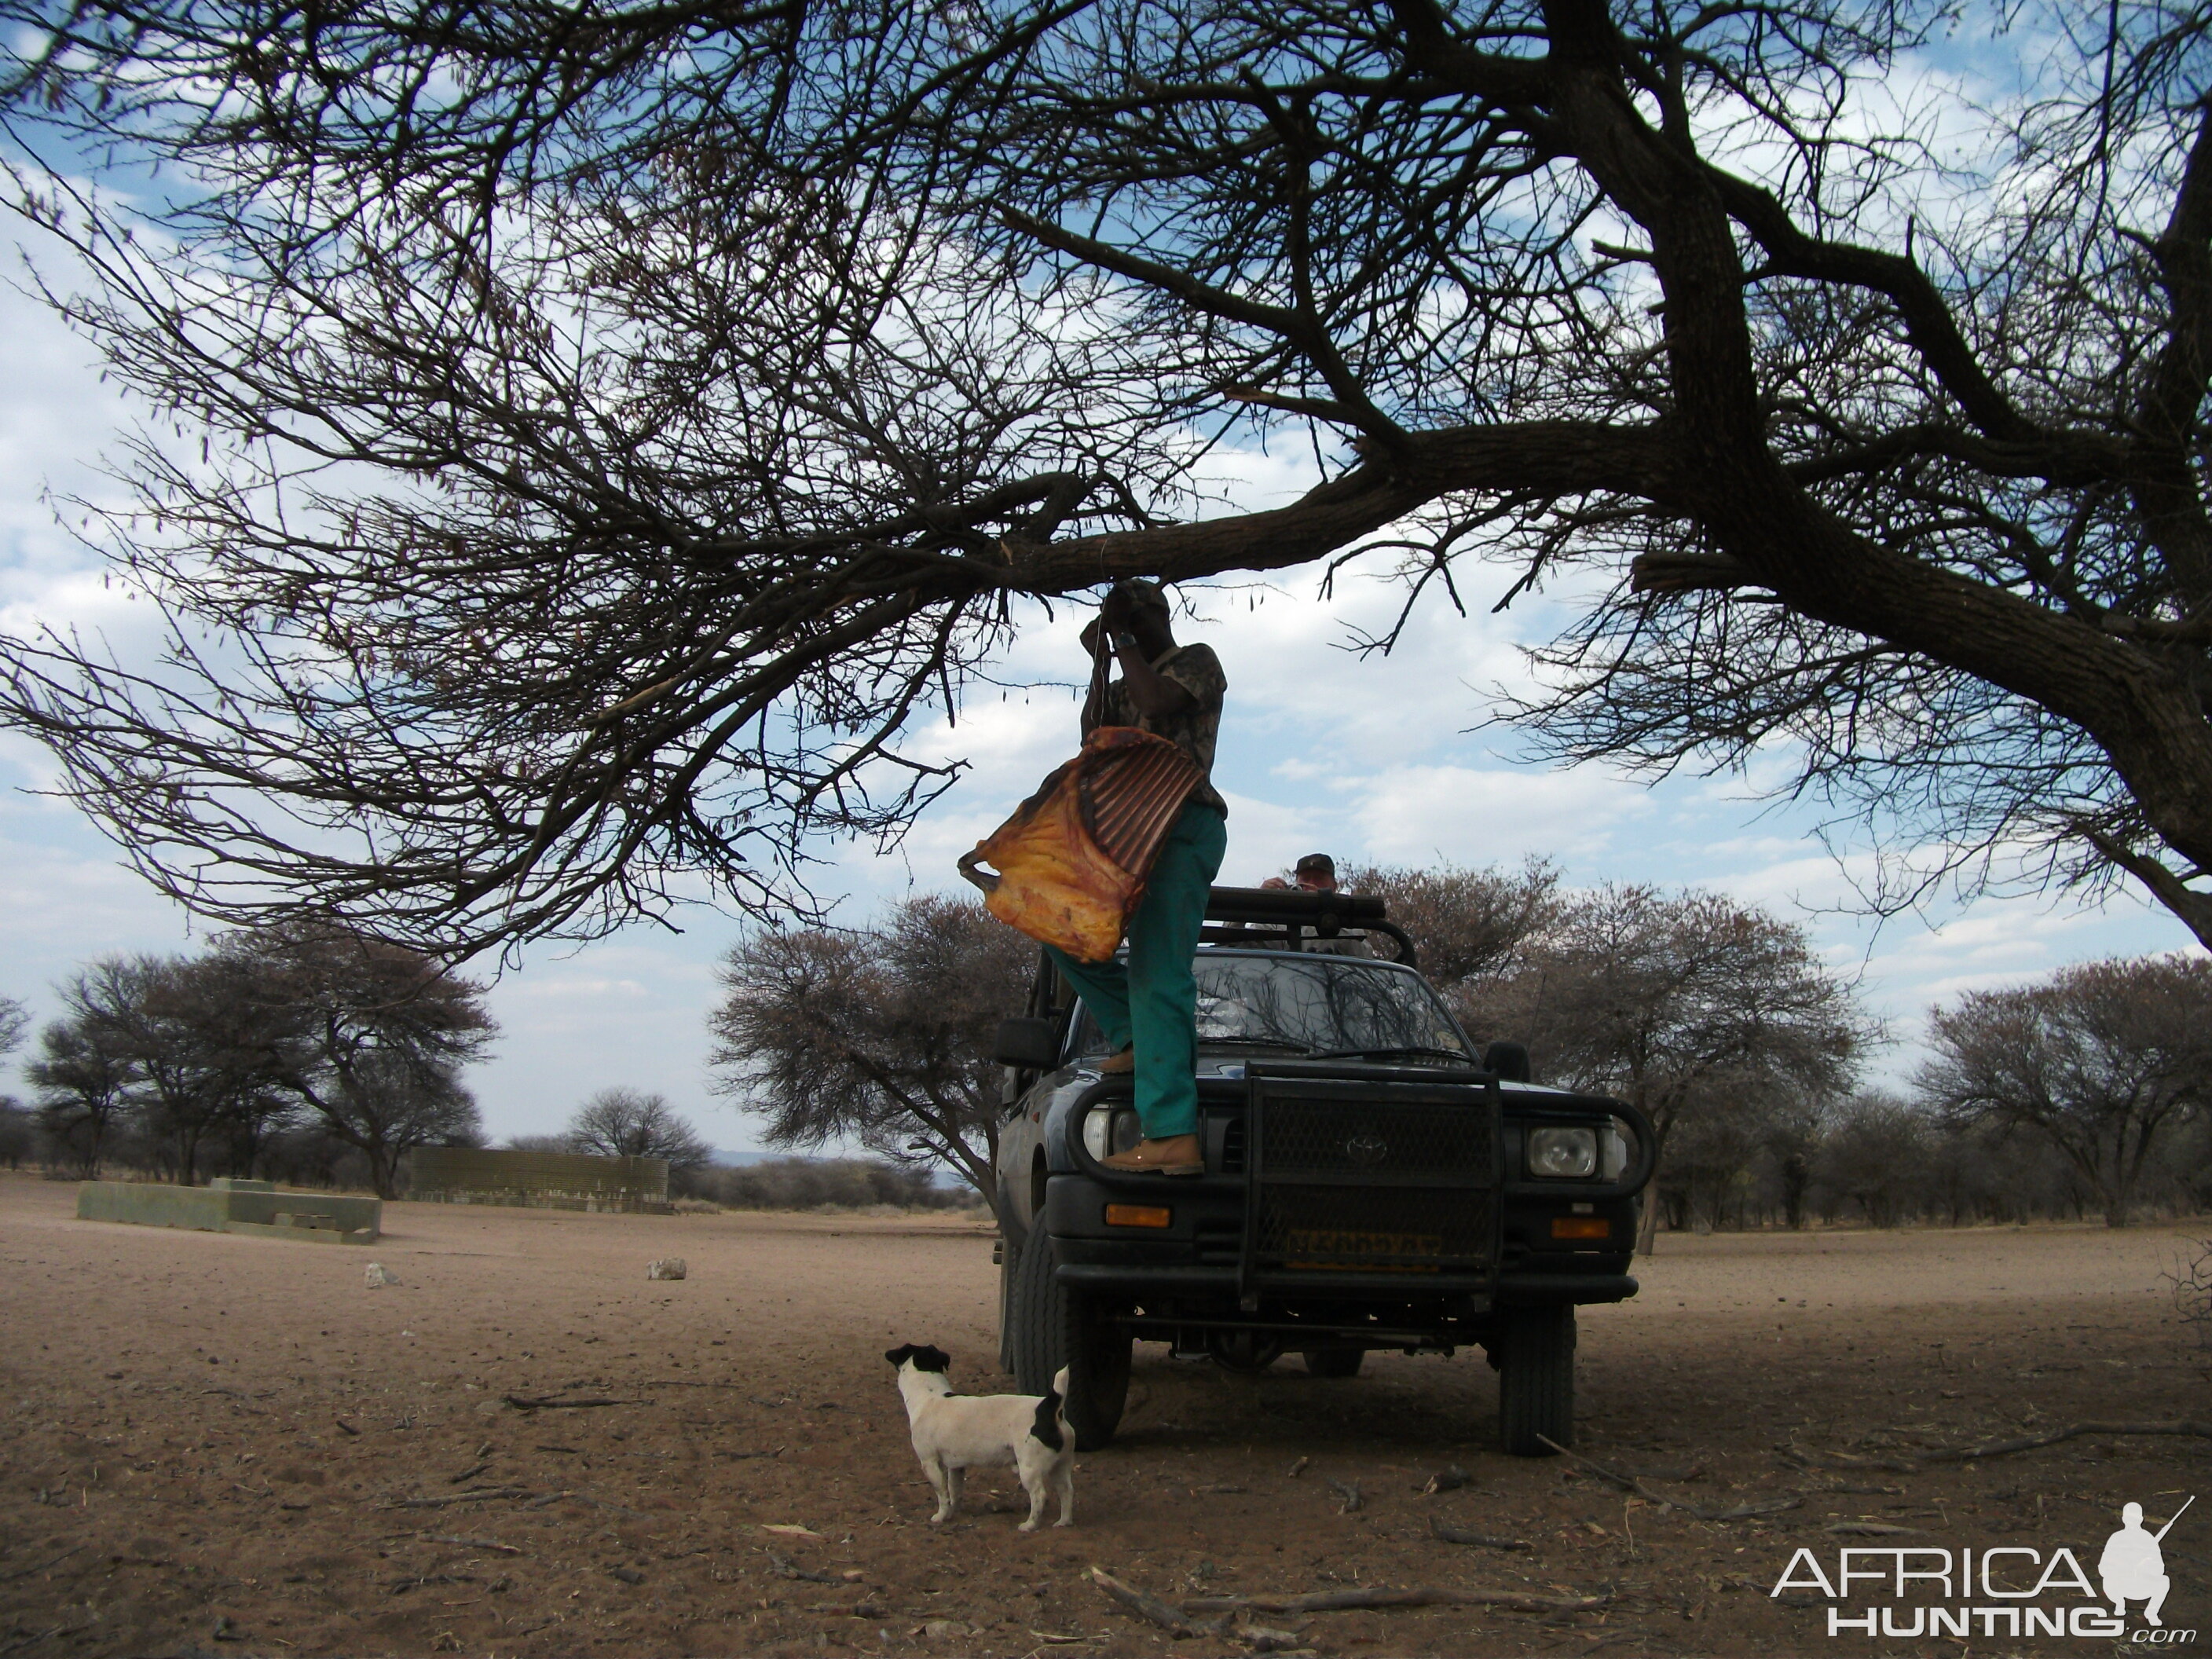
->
xmin=923 ymin=1455 xmax=953 ymax=1524
xmin=1015 ymin=1448 xmax=1048 ymax=1533
xmin=942 ymin=1464 xmax=963 ymax=1521
xmin=1053 ymin=1458 xmax=1075 ymax=1528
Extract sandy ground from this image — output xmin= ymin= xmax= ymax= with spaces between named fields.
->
xmin=1 ymin=1174 xmax=2205 ymax=1658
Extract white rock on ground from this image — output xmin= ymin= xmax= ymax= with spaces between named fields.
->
xmin=364 ymin=1262 xmax=398 ymax=1287
xmin=646 ymin=1258 xmax=687 ymax=1281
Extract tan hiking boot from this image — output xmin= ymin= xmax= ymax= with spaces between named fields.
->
xmin=1099 ymin=1044 xmax=1135 ymax=1075
xmin=1100 ymin=1133 xmax=1203 ymax=1176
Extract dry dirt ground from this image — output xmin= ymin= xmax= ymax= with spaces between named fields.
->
xmin=2 ymin=1174 xmax=2206 ymax=1659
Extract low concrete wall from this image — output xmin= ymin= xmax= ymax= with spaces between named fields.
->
xmin=76 ymin=1180 xmax=381 ymax=1243
xmin=410 ymin=1146 xmax=670 ymax=1213
xmin=76 ymin=1181 xmax=232 ymax=1233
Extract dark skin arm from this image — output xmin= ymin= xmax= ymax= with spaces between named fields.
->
xmin=1084 ymin=591 xmax=1196 ymax=726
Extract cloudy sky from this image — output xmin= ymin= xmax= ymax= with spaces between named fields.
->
xmin=0 ymin=11 xmax=2188 ymax=1153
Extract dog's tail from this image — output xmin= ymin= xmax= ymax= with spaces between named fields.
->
xmin=1034 ymin=1364 xmax=1071 ymax=1450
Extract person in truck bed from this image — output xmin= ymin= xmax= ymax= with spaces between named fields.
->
xmin=1260 ymin=853 xmax=1373 ymax=956
xmin=1050 ymin=579 xmax=1229 ymax=1177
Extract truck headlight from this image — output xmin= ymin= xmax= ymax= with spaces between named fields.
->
xmin=1082 ymin=1106 xmax=1139 ymax=1163
xmin=1525 ymin=1126 xmax=1599 ymax=1179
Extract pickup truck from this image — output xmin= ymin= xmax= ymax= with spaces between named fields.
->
xmin=989 ymin=884 xmax=1654 ymax=1454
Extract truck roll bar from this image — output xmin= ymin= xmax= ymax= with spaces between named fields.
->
xmin=1199 ymin=885 xmax=1415 ymax=966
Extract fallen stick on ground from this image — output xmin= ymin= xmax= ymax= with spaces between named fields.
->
xmin=422 ymin=1535 xmax=522 ymax=1555
xmin=1427 ymin=1517 xmax=1533 ymax=1551
xmin=1536 ymin=1437 xmax=1800 ymax=1522
xmin=1918 ymin=1419 xmax=2212 ymax=1463
xmin=1787 ymin=1419 xmax=2212 ymax=1473
xmin=0 ymin=1622 xmax=91 ymax=1657
xmin=387 ymin=1488 xmax=529 ymax=1509
xmin=0 ymin=1544 xmax=86 ymax=1583
xmin=1090 ymin=1565 xmax=1220 ymax=1637
xmin=1182 ymin=1585 xmax=1610 ymax=1616
xmin=767 ymin=1553 xmax=844 ymax=1586
xmin=502 ymin=1394 xmax=642 ymax=1412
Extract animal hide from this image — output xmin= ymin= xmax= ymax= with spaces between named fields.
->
xmin=959 ymin=727 xmax=1201 ymax=961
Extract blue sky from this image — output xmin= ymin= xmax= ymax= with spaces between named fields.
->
xmin=0 ymin=4 xmax=2191 ymax=1152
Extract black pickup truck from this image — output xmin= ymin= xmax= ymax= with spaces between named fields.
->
xmin=989 ymin=886 xmax=1654 ymax=1455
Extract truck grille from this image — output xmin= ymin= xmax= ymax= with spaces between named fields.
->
xmin=1249 ymin=1086 xmax=1498 ymax=1279
xmin=1263 ymin=1097 xmax=1489 ymax=1178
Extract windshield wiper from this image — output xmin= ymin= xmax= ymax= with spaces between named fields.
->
xmin=1302 ymin=1045 xmax=1474 ymax=1063
xmin=1198 ymin=1035 xmax=1307 ymax=1048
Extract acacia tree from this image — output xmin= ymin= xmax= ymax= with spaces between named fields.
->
xmin=1916 ymin=954 xmax=2212 ymax=1228
xmin=26 ymin=1002 xmax=137 ymax=1176
xmin=5 ymin=3 xmax=2212 ymax=954
xmin=1343 ymin=861 xmax=1558 ymax=994
xmin=218 ymin=921 xmax=496 ymax=1196
xmin=0 ymin=995 xmax=27 ymax=1169
xmin=564 ymin=1088 xmax=713 ymax=1170
xmin=1474 ymin=884 xmax=1867 ymax=1249
xmin=707 ymin=895 xmax=1035 ymax=1216
xmin=50 ymin=954 xmax=299 ymax=1185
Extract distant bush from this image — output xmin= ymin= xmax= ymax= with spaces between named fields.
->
xmin=684 ymin=1156 xmax=976 ymax=1211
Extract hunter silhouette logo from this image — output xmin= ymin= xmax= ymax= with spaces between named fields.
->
xmin=2103 ymin=1497 xmax=2191 ymax=1628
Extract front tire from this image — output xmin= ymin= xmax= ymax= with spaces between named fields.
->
xmin=1496 ymin=1304 xmax=1576 ymax=1456
xmin=1009 ymin=1229 xmax=1131 ymax=1450
xmin=997 ymin=1237 xmax=1019 ymax=1374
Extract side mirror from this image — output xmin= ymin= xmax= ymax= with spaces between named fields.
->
xmin=1482 ymin=1039 xmax=1533 ymax=1084
xmin=993 ymin=1016 xmax=1062 ymax=1071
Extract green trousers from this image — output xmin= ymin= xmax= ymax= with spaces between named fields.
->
xmin=1045 ymin=800 xmax=1228 ymax=1140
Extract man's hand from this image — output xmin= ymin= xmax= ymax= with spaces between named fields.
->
xmin=1097 ymin=584 xmax=1144 ymax=631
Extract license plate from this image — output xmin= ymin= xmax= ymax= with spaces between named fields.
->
xmin=1284 ymin=1227 xmax=1444 ymax=1272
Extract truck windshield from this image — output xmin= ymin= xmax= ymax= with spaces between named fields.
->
xmin=1192 ymin=954 xmax=1470 ymax=1057
xmin=1064 ymin=953 xmax=1471 ymax=1061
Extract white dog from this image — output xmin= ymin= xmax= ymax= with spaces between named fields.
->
xmin=884 ymin=1343 xmax=1074 ymax=1531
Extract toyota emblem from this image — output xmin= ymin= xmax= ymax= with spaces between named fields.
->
xmin=1345 ymin=1133 xmax=1388 ymax=1166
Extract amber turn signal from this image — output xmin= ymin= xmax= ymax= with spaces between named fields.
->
xmin=1550 ymin=1215 xmax=1611 ymax=1240
xmin=1104 ymin=1203 xmax=1173 ymax=1229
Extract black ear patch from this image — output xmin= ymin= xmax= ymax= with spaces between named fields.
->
xmin=884 ymin=1342 xmax=951 ymax=1374
xmin=1031 ymin=1387 xmax=1064 ymax=1452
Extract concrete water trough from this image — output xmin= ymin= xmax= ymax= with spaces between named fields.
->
xmin=75 ymin=1176 xmax=380 ymax=1243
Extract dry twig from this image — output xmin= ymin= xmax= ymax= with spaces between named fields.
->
xmin=1185 ymin=1585 xmax=1610 ymax=1615
xmin=1089 ymin=1565 xmax=1220 ymax=1637
xmin=1427 ymin=1516 xmax=1533 ymax=1551
xmin=1536 ymin=1437 xmax=1798 ymax=1522
xmin=767 ymin=1552 xmax=844 ymax=1585
xmin=1784 ymin=1419 xmax=2212 ymax=1473
xmin=387 ymin=1488 xmax=529 ymax=1510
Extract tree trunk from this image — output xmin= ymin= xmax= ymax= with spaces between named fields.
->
xmin=1635 ymin=1104 xmax=1672 ymax=1255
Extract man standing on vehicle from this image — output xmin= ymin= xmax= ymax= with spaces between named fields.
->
xmin=1049 ymin=579 xmax=1228 ymax=1177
